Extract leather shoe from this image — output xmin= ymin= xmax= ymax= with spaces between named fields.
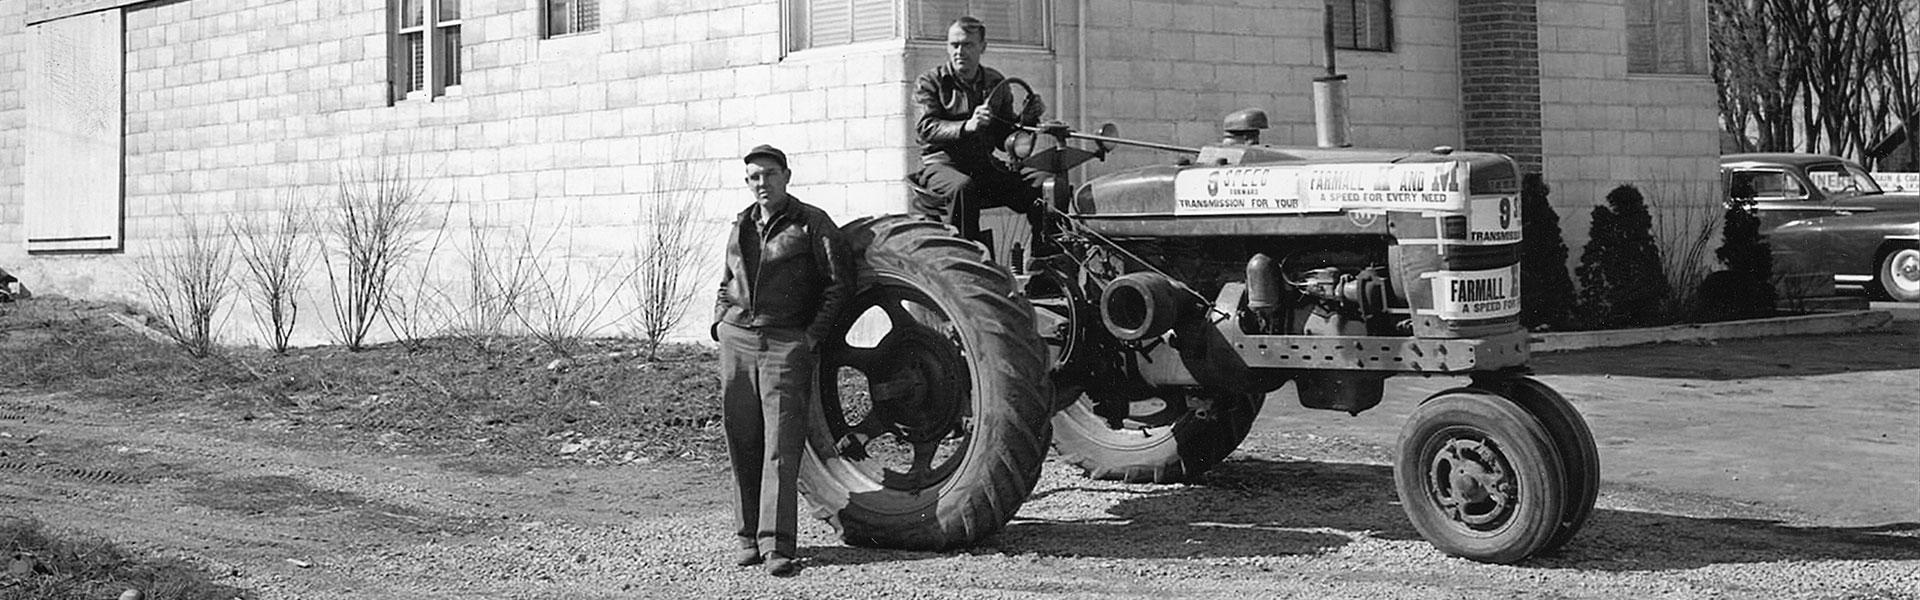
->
xmin=764 ymin=553 xmax=797 ymax=576
xmin=732 ymin=548 xmax=762 ymax=567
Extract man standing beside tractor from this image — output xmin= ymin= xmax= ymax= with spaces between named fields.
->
xmin=711 ymin=144 xmax=854 ymax=576
xmin=909 ymin=16 xmax=1056 ymax=255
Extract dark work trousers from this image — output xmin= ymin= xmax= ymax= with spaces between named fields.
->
xmin=911 ymin=162 xmax=1053 ymax=247
xmin=717 ymin=321 xmax=813 ymax=558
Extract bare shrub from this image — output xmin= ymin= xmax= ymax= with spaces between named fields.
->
xmin=446 ymin=211 xmax=537 ymax=351
xmin=1650 ymin=182 xmax=1723 ymax=322
xmin=319 ymin=158 xmax=434 ymax=350
xmin=631 ymin=154 xmax=719 ymax=361
xmin=135 ymin=207 xmax=236 ymax=358
xmin=512 ymin=223 xmax=638 ymax=359
xmin=381 ymin=201 xmax=456 ymax=350
xmin=229 ymin=194 xmax=314 ymax=354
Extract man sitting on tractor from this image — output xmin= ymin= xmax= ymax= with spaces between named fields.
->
xmin=909 ymin=16 xmax=1056 ymax=255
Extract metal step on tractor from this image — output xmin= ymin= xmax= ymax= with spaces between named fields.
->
xmin=795 ymin=79 xmax=1597 ymax=564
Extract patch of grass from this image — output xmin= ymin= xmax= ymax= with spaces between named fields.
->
xmin=0 ymin=516 xmax=247 ymax=600
xmin=0 ymin=296 xmax=726 ymax=468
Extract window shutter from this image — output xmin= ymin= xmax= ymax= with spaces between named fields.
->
xmin=1330 ymin=0 xmax=1357 ymax=49
xmin=1625 ymin=0 xmax=1658 ymax=73
xmin=910 ymin=0 xmax=1044 ymax=47
xmin=912 ymin=0 xmax=968 ymax=40
xmin=809 ymin=0 xmax=854 ymax=47
xmin=851 ymin=0 xmax=899 ymax=43
xmin=1653 ymin=0 xmax=1696 ymax=73
xmin=793 ymin=0 xmax=902 ymax=50
xmin=1356 ymin=0 xmax=1389 ymax=51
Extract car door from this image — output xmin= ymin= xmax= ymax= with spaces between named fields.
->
xmin=1725 ymin=167 xmax=1833 ymax=232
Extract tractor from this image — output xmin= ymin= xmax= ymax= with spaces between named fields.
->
xmin=795 ymin=80 xmax=1597 ymax=564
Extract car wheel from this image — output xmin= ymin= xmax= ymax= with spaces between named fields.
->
xmin=1876 ymin=247 xmax=1920 ymax=302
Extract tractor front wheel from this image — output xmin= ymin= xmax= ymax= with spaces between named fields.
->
xmin=1394 ymin=389 xmax=1568 ymax=564
xmin=1470 ymin=375 xmax=1599 ymax=554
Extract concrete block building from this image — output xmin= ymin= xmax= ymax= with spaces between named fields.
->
xmin=0 ymin=0 xmax=1718 ymax=347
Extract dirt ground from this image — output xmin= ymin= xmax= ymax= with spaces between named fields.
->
xmin=3 ymin=301 xmax=1919 ymax=599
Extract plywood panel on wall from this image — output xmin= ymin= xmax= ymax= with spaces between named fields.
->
xmin=24 ymin=8 xmax=124 ymax=253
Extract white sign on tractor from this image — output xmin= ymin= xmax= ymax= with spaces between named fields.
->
xmin=1174 ymin=162 xmax=1470 ymax=215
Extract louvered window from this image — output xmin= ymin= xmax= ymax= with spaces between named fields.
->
xmin=392 ymin=0 xmax=462 ymax=102
xmin=788 ymin=0 xmax=900 ymax=51
xmin=786 ymin=0 xmax=1048 ymax=52
xmin=545 ymin=0 xmax=600 ymax=37
xmin=1330 ymin=0 xmax=1391 ymax=52
xmin=908 ymin=0 xmax=1046 ymax=48
xmin=1627 ymin=0 xmax=1705 ymax=74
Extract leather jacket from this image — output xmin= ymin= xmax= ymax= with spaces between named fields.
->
xmin=915 ymin=64 xmax=1020 ymax=169
xmin=713 ymin=195 xmax=853 ymax=344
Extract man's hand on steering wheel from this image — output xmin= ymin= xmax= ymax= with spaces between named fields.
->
xmin=964 ymin=104 xmax=994 ymax=133
xmin=1018 ymin=95 xmax=1046 ymax=126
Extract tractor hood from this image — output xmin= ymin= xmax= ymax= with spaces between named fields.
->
xmin=1073 ymin=144 xmax=1521 ymax=221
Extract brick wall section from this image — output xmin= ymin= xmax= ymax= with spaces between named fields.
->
xmin=1457 ymin=0 xmax=1543 ymax=173
xmin=1074 ymin=0 xmax=1464 ymax=173
xmin=1536 ymin=0 xmax=1721 ymax=256
xmin=0 ymin=0 xmax=917 ymax=346
xmin=0 ymin=1 xmax=22 ymax=250
xmin=0 ymin=0 xmax=1727 ymax=344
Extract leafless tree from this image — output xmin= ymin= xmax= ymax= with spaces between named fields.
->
xmin=381 ymin=201 xmax=456 ymax=351
xmin=511 ymin=223 xmax=638 ymax=359
xmin=136 ymin=207 xmax=236 ymax=358
xmin=446 ymin=210 xmax=537 ymax=351
xmin=319 ymin=158 xmax=434 ymax=350
xmin=1714 ymin=0 xmax=1919 ymax=163
xmin=228 ymin=194 xmax=314 ymax=354
xmin=630 ymin=152 xmax=718 ymax=361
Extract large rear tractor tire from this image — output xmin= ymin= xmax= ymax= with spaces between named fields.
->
xmin=799 ymin=215 xmax=1052 ymax=550
xmin=1051 ymin=388 xmax=1264 ymax=483
xmin=1394 ymin=388 xmax=1568 ymax=564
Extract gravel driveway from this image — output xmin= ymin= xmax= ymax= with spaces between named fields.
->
xmin=4 ymin=326 xmax=1920 ymax=598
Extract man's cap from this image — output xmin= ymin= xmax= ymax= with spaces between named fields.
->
xmin=743 ymin=144 xmax=788 ymax=170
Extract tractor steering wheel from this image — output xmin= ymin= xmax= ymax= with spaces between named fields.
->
xmin=984 ymin=77 xmax=1043 ymax=128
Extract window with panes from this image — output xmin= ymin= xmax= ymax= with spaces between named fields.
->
xmin=785 ymin=0 xmax=1047 ymax=53
xmin=1330 ymin=0 xmax=1391 ymax=52
xmin=545 ymin=0 xmax=600 ymax=37
xmin=393 ymin=0 xmax=462 ymax=102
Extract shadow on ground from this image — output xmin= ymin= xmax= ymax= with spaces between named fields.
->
xmin=861 ymin=458 xmax=1920 ymax=569
xmin=1532 ymin=321 xmax=1920 ymax=380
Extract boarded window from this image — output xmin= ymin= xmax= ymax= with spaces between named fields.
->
xmin=24 ymin=9 xmax=124 ymax=253
xmin=1628 ymin=0 xmax=1705 ymax=74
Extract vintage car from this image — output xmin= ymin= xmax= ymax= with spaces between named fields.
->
xmin=1721 ymin=153 xmax=1920 ymax=301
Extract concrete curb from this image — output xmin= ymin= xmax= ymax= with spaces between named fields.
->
xmin=1529 ymin=310 xmax=1896 ymax=353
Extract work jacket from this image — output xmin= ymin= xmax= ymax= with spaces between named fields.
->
xmin=914 ymin=63 xmax=1015 ymax=170
xmin=714 ymin=195 xmax=853 ymax=344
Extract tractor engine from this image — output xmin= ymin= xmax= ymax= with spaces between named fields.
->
xmin=1040 ymin=142 xmax=1526 ymax=416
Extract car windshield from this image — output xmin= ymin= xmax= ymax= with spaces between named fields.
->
xmin=1806 ymin=163 xmax=1884 ymax=196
